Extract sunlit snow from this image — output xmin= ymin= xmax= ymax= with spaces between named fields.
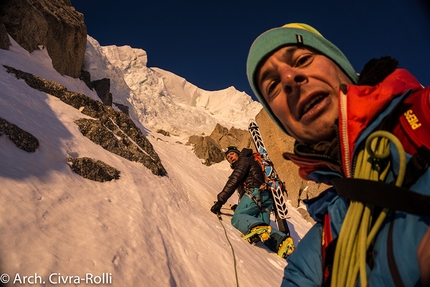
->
xmin=0 ymin=35 xmax=312 ymax=287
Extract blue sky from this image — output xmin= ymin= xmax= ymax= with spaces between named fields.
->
xmin=72 ymin=0 xmax=430 ymax=99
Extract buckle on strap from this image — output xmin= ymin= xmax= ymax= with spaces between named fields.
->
xmin=403 ymin=146 xmax=430 ymax=189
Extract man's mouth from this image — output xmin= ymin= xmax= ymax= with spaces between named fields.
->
xmin=299 ymin=93 xmax=328 ymax=119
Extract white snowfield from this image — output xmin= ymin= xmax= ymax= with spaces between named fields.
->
xmin=0 ymin=35 xmax=312 ymax=287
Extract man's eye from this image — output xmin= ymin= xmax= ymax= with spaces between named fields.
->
xmin=268 ymin=81 xmax=276 ymax=93
xmin=296 ymin=55 xmax=312 ymax=67
xmin=265 ymin=80 xmax=279 ymax=100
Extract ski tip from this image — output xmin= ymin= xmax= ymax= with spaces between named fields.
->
xmin=248 ymin=119 xmax=258 ymax=128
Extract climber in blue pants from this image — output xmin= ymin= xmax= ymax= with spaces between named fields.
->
xmin=210 ymin=145 xmax=293 ymax=258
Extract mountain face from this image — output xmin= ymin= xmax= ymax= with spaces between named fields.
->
xmin=0 ymin=0 xmax=265 ymax=180
xmin=0 ymin=2 xmax=315 ymax=286
xmin=0 ymin=0 xmax=87 ymax=78
xmin=0 ymin=3 xmax=313 ymax=286
xmin=0 ymin=0 xmax=321 ymax=209
xmin=82 ymin=36 xmax=263 ymax=166
xmin=3 ymin=62 xmax=167 ymax=177
xmin=0 ymin=0 xmax=262 ymax=167
xmin=84 ymin=36 xmax=262 ymax=139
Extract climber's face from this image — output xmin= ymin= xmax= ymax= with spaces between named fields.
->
xmin=226 ymin=152 xmax=239 ymax=164
xmin=257 ymin=46 xmax=353 ymax=144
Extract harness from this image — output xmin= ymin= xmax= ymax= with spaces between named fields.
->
xmin=243 ymin=185 xmax=271 ymax=214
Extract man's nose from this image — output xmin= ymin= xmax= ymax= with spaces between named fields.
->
xmin=279 ymin=66 xmax=307 ymax=94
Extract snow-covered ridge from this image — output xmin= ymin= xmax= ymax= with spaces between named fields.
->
xmin=84 ymin=36 xmax=262 ymax=138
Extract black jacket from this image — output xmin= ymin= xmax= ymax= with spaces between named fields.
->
xmin=217 ymin=148 xmax=265 ymax=204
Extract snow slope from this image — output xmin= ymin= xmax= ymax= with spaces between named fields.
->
xmin=0 ymin=36 xmax=312 ymax=287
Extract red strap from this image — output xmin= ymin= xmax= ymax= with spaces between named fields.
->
xmin=322 ymin=213 xmax=333 ymax=282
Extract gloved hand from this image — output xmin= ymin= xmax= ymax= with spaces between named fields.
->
xmin=210 ymin=201 xmax=223 ymax=215
xmin=230 ymin=204 xmax=238 ymax=211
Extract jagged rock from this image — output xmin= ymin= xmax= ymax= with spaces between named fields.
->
xmin=67 ymin=157 xmax=120 ymax=182
xmin=188 ymin=135 xmax=225 ymax=166
xmin=156 ymin=129 xmax=170 ymax=137
xmin=0 ymin=23 xmax=11 ymax=50
xmin=255 ymin=109 xmax=328 ymax=209
xmin=0 ymin=117 xmax=39 ymax=152
xmin=0 ymin=0 xmax=87 ymax=78
xmin=113 ymin=102 xmax=129 ymax=115
xmin=209 ymin=123 xmax=253 ymax=151
xmin=74 ymin=118 xmax=166 ymax=175
xmin=79 ymin=69 xmax=92 ymax=90
xmin=5 ymin=65 xmax=167 ymax=176
xmin=92 ymin=78 xmax=112 ymax=106
xmin=4 ymin=65 xmax=68 ymax=95
xmin=188 ymin=123 xmax=254 ymax=166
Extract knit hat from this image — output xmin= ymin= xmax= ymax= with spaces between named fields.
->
xmin=246 ymin=23 xmax=359 ymax=134
xmin=224 ymin=145 xmax=240 ymax=156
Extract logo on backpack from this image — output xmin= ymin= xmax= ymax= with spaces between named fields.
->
xmin=404 ymin=109 xmax=421 ymax=130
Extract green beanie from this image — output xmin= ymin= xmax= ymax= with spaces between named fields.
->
xmin=246 ymin=23 xmax=359 ymax=134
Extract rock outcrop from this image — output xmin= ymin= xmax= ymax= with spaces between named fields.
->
xmin=92 ymin=78 xmax=112 ymax=106
xmin=0 ymin=117 xmax=39 ymax=152
xmin=4 ymin=65 xmax=167 ymax=177
xmin=0 ymin=0 xmax=87 ymax=78
xmin=67 ymin=157 xmax=120 ymax=182
xmin=188 ymin=123 xmax=253 ymax=166
xmin=0 ymin=23 xmax=10 ymax=50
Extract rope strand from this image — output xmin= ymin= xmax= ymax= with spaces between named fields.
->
xmin=217 ymin=214 xmax=239 ymax=287
xmin=331 ymin=131 xmax=407 ymax=287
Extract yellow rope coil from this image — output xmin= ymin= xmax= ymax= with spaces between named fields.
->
xmin=331 ymin=131 xmax=407 ymax=287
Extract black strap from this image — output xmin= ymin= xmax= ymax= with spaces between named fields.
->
xmin=402 ymin=146 xmax=430 ymax=189
xmin=322 ymin=237 xmax=338 ymax=287
xmin=387 ymin=212 xmax=405 ymax=287
xmin=331 ymin=178 xmax=430 ymax=216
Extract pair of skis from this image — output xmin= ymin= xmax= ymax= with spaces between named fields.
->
xmin=248 ymin=119 xmax=291 ymax=236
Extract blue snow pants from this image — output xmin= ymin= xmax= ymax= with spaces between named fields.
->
xmin=231 ymin=187 xmax=287 ymax=252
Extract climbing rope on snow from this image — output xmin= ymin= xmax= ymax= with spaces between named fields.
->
xmin=217 ymin=213 xmax=239 ymax=287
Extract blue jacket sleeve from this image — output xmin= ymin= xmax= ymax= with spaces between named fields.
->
xmin=281 ymin=224 xmax=323 ymax=287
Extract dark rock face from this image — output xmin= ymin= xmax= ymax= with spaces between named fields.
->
xmin=0 ymin=0 xmax=87 ymax=78
xmin=113 ymin=103 xmax=129 ymax=115
xmin=0 ymin=117 xmax=39 ymax=152
xmin=74 ymin=118 xmax=166 ymax=175
xmin=156 ymin=129 xmax=170 ymax=137
xmin=188 ymin=123 xmax=254 ymax=166
xmin=92 ymin=78 xmax=112 ymax=106
xmin=79 ymin=70 xmax=93 ymax=90
xmin=0 ymin=23 xmax=11 ymax=50
xmin=5 ymin=65 xmax=167 ymax=177
xmin=188 ymin=135 xmax=224 ymax=166
xmin=67 ymin=157 xmax=120 ymax=182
